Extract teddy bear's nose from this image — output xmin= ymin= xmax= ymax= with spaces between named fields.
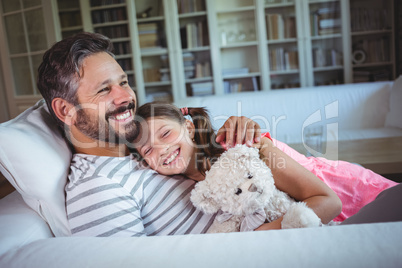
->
xmin=248 ymin=183 xmax=258 ymax=192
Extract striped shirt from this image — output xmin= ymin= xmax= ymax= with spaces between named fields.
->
xmin=66 ymin=154 xmax=215 ymax=237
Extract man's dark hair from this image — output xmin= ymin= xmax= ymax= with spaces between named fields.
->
xmin=37 ymin=32 xmax=115 ymax=127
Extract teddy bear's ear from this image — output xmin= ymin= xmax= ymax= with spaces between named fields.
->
xmin=190 ymin=182 xmax=220 ymax=214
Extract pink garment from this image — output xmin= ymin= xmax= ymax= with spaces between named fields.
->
xmin=262 ymin=133 xmax=398 ymax=222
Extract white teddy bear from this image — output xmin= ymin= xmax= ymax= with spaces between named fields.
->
xmin=190 ymin=144 xmax=322 ymax=233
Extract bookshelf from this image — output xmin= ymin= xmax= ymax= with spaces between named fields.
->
xmin=52 ymin=0 xmax=398 ymax=102
xmin=177 ymin=0 xmax=214 ymax=97
xmin=265 ymin=0 xmax=303 ymax=89
xmin=0 ymin=0 xmax=58 ymax=117
xmin=0 ymin=0 xmax=398 ymax=118
xmin=57 ymin=0 xmax=83 ymax=39
xmin=88 ymin=0 xmax=137 ymax=90
xmin=211 ymin=0 xmax=264 ymax=95
xmin=305 ymin=0 xmax=352 ymax=86
xmin=349 ymin=0 xmax=396 ymax=82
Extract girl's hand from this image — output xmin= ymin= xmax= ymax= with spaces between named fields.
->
xmin=254 ymin=217 xmax=283 ymax=231
xmin=215 ymin=116 xmax=261 ymax=147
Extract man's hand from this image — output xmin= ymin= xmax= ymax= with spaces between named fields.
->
xmin=215 ymin=116 xmax=261 ymax=147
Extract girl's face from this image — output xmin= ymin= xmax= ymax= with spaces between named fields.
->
xmin=135 ymin=117 xmax=196 ymax=176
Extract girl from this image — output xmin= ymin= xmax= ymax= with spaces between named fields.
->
xmin=133 ymin=102 xmax=397 ymax=229
xmin=132 ymin=102 xmax=342 ymax=230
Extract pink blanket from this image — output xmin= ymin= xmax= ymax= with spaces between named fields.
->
xmin=264 ymin=134 xmax=398 ymax=222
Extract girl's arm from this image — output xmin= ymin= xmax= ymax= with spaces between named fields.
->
xmin=254 ymin=137 xmax=342 ymax=231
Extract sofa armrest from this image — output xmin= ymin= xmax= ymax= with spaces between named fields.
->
xmin=0 ymin=191 xmax=53 ymax=256
xmin=1 ymin=222 xmax=401 ymax=267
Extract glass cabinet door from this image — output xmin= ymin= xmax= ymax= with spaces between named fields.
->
xmin=134 ymin=0 xmax=174 ymax=103
xmin=265 ymin=0 xmax=303 ymax=89
xmin=305 ymin=0 xmax=348 ymax=86
xmin=1 ymin=0 xmax=48 ymax=97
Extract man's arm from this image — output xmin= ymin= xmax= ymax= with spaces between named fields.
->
xmin=215 ymin=116 xmax=261 ymax=147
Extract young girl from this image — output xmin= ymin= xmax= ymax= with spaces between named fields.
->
xmin=133 ymin=102 xmax=396 ymax=229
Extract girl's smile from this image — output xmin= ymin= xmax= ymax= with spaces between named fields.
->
xmin=163 ymin=148 xmax=180 ymax=165
xmin=136 ymin=117 xmax=199 ymax=178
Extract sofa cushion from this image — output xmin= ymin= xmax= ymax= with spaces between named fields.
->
xmin=175 ymin=81 xmax=393 ymax=144
xmin=0 ymin=191 xmax=53 ymax=256
xmin=385 ymin=75 xmax=402 ymax=129
xmin=0 ymin=100 xmax=71 ymax=236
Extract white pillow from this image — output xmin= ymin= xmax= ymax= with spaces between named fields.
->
xmin=385 ymin=75 xmax=402 ymax=129
xmin=0 ymin=100 xmax=72 ymax=236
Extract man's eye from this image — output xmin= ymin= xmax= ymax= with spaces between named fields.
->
xmin=98 ymin=87 xmax=109 ymax=94
xmin=120 ymin=80 xmax=128 ymax=86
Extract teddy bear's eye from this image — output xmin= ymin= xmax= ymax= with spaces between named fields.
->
xmin=235 ymin=188 xmax=242 ymax=195
xmin=247 ymin=172 xmax=253 ymax=179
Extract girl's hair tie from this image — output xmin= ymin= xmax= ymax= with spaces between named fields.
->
xmin=180 ymin=107 xmax=189 ymax=116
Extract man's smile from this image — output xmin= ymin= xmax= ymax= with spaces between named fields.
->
xmin=111 ymin=110 xmax=133 ymax=122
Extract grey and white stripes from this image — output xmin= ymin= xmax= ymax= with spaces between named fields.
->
xmin=66 ymin=154 xmax=215 ymax=237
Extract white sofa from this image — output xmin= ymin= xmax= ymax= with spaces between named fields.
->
xmin=175 ymin=80 xmax=402 ymax=144
xmin=1 ymin=79 xmax=402 ymax=267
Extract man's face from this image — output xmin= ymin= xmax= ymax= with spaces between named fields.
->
xmin=73 ymin=52 xmax=138 ymax=144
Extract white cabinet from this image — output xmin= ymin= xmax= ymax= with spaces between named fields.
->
xmin=302 ymin=0 xmax=352 ymax=86
xmin=0 ymin=0 xmax=397 ymax=117
xmin=0 ymin=0 xmax=59 ymax=117
xmin=349 ymin=0 xmax=396 ymax=82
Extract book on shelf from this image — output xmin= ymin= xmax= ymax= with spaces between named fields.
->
xmin=310 ymin=7 xmax=341 ymax=36
xmin=180 ymin=21 xmax=204 ymax=49
xmin=313 ymin=48 xmax=343 ymax=67
xmin=354 ymin=37 xmax=390 ymax=64
xmin=350 ymin=7 xmax=389 ymax=32
xmin=223 ymin=77 xmax=258 ymax=93
xmin=146 ymin=92 xmax=172 ymax=103
xmin=191 ymin=81 xmax=213 ymax=96
xmin=266 ymin=14 xmax=283 ymax=40
xmin=353 ymin=70 xmax=371 ymax=83
xmin=266 ymin=14 xmax=296 ymax=40
xmin=195 ymin=61 xmax=211 ymax=78
xmin=90 ymin=0 xmax=125 ymax=7
xmin=270 ymin=49 xmax=298 ymax=71
xmin=96 ymin=25 xmax=128 ymax=38
xmin=59 ymin=12 xmax=82 ymax=28
xmin=222 ymin=68 xmax=249 ymax=77
xmin=159 ymin=68 xmax=171 ymax=82
xmin=313 ymin=48 xmax=326 ymax=67
xmin=138 ymin=23 xmax=160 ymax=48
xmin=353 ymin=69 xmax=390 ymax=83
xmin=113 ymin=41 xmax=131 ymax=55
xmin=143 ymin=68 xmax=161 ymax=82
xmin=223 ymin=81 xmax=243 ymax=93
xmin=177 ymin=0 xmax=205 ymax=14
xmin=116 ymin=58 xmax=132 ymax=70
xmin=182 ymin=52 xmax=195 ymax=78
xmin=284 ymin=51 xmax=298 ymax=70
xmin=251 ymin=77 xmax=259 ymax=91
xmin=92 ymin=8 xmax=126 ymax=24
xmin=184 ymin=66 xmax=195 ymax=79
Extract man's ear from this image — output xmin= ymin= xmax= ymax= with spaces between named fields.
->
xmin=52 ymin=98 xmax=76 ymax=126
xmin=186 ymin=119 xmax=195 ymax=139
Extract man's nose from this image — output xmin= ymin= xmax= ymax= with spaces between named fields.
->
xmin=110 ymin=85 xmax=133 ymax=105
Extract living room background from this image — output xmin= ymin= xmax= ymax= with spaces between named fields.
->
xmin=0 ymin=0 xmax=401 ymax=122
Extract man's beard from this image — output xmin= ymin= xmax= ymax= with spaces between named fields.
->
xmin=74 ymin=102 xmax=140 ymax=144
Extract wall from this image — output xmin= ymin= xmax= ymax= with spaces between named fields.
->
xmin=0 ymin=61 xmax=9 ymax=123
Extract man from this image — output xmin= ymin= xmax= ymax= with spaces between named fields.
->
xmin=37 ymin=32 xmax=261 ymax=236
